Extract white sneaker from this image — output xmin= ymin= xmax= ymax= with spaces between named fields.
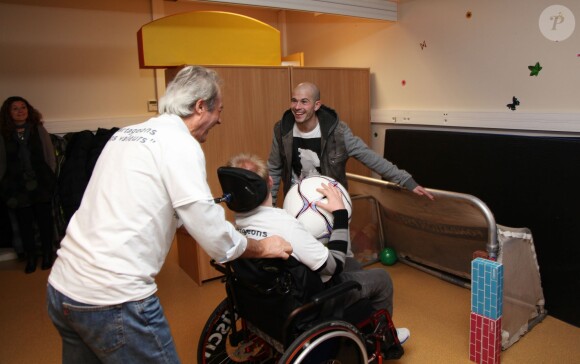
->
xmin=396 ymin=328 xmax=410 ymax=345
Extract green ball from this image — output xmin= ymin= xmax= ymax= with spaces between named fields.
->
xmin=380 ymin=247 xmax=397 ymax=266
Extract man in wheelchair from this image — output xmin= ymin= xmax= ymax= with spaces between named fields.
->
xmin=197 ymin=153 xmax=408 ymax=363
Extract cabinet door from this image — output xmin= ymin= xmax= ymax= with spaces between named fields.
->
xmin=290 ymin=67 xmax=371 ymax=177
xmin=166 ymin=66 xmax=291 ymax=283
xmin=165 ymin=66 xmax=369 ymax=283
xmin=201 ymin=66 xmax=291 ymax=196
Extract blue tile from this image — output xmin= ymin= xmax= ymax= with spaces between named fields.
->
xmin=471 ymin=258 xmax=503 ymax=319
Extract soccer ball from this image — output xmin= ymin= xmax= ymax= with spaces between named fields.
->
xmin=283 ymin=175 xmax=352 ymax=244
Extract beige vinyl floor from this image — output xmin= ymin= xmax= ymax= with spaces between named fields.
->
xmin=1 ymin=246 xmax=578 ymax=364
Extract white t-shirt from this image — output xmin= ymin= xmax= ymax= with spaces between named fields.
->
xmin=49 ymin=114 xmax=245 ymax=305
xmin=292 ymin=123 xmax=322 ymax=182
xmin=235 ymin=206 xmax=333 ymax=282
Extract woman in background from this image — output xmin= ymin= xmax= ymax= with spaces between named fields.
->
xmin=0 ymin=96 xmax=56 ymax=273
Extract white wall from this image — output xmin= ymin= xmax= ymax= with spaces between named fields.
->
xmin=284 ymin=0 xmax=580 ymax=132
xmin=163 ymin=1 xmax=281 ymax=26
xmin=0 ymin=0 xmax=287 ymax=133
xmin=0 ymin=0 xmax=155 ymax=133
xmin=1 ymin=0 xmax=578 ymax=133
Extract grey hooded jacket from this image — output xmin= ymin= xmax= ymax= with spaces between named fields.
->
xmin=267 ymin=105 xmax=418 ymax=203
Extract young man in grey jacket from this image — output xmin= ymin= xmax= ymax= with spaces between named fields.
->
xmin=267 ymin=82 xmax=433 ymax=205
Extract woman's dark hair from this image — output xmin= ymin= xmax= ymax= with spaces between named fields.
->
xmin=0 ymin=96 xmax=43 ymax=137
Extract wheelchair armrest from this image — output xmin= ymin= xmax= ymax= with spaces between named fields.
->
xmin=310 ymin=280 xmax=362 ymax=306
xmin=282 ymin=280 xmax=362 ymax=347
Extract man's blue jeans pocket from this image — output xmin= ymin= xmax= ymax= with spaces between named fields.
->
xmin=62 ymin=301 xmax=125 ymax=353
xmin=47 ymin=284 xmax=180 ymax=363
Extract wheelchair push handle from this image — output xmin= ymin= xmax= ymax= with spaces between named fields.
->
xmin=209 ymin=259 xmax=229 ymax=275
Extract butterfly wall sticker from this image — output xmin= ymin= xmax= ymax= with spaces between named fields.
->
xmin=528 ymin=62 xmax=542 ymax=76
xmin=506 ymin=96 xmax=520 ymax=111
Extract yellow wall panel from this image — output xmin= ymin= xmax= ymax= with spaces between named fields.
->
xmin=138 ymin=11 xmax=281 ymax=67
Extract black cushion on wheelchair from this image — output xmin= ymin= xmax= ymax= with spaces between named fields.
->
xmin=232 ymin=256 xmax=324 ymax=303
xmin=217 ymin=166 xmax=268 ymax=212
xmin=231 ymin=256 xmax=327 ymax=345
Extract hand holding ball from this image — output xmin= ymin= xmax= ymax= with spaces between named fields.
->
xmin=283 ymin=176 xmax=352 ymax=244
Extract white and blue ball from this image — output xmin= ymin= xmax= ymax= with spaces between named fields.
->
xmin=283 ymin=175 xmax=352 ymax=244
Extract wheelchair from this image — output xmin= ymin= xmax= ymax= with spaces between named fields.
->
xmin=197 ymin=167 xmax=404 ymax=364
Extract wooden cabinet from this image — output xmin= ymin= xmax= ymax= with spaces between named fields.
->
xmin=175 ymin=227 xmax=223 ymax=285
xmin=167 ymin=66 xmax=370 ymax=284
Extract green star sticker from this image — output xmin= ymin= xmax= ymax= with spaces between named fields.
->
xmin=528 ymin=62 xmax=542 ymax=76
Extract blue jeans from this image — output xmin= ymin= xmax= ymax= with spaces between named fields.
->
xmin=46 ymin=284 xmax=180 ymax=364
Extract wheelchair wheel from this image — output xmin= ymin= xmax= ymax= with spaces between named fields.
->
xmin=279 ymin=320 xmax=368 ymax=364
xmin=198 ymin=298 xmax=280 ymax=363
